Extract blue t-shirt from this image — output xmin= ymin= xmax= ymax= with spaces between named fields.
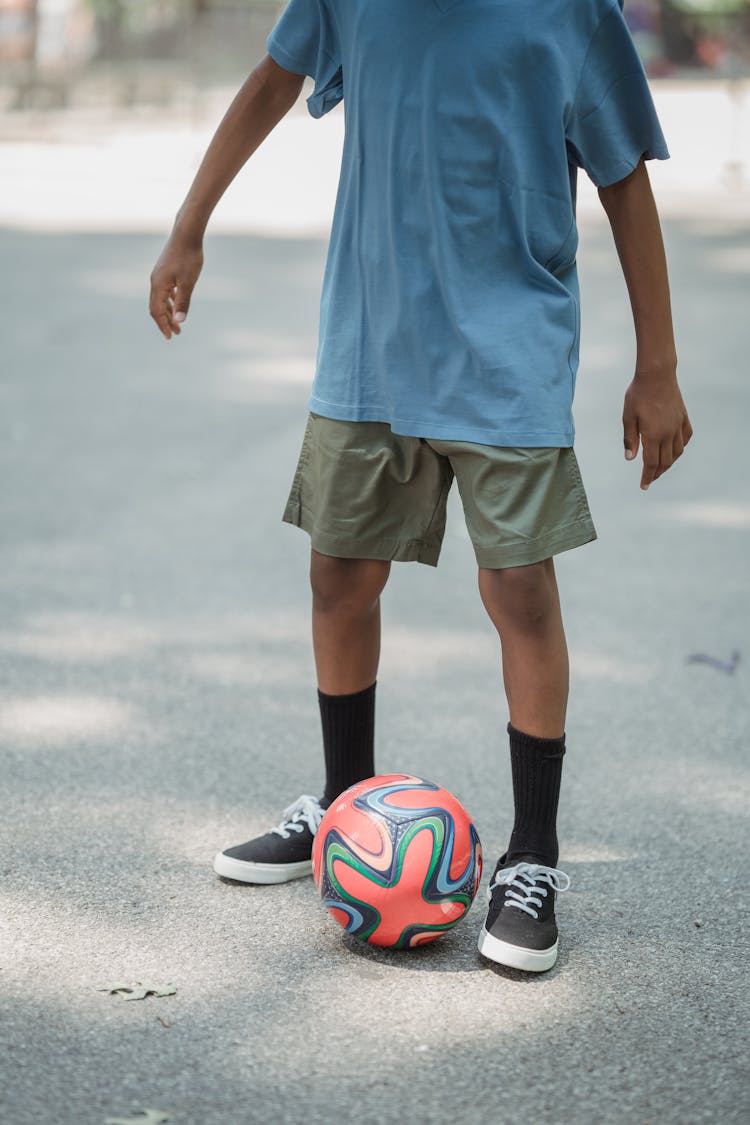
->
xmin=266 ymin=0 xmax=669 ymax=447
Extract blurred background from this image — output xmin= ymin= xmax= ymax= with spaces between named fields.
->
xmin=1 ymin=0 xmax=749 ymax=235
xmin=2 ymin=0 xmax=750 ymax=103
xmin=2 ymin=0 xmax=750 ymax=90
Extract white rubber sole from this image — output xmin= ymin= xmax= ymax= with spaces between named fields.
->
xmin=213 ymin=852 xmax=313 ymax=885
xmin=477 ymin=927 xmax=559 ymax=973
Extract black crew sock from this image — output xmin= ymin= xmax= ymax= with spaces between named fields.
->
xmin=505 ymin=722 xmax=565 ymax=869
xmin=319 ymin=681 xmax=376 ymax=807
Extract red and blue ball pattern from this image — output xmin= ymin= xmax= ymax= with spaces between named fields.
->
xmin=312 ymin=774 xmax=483 ymax=949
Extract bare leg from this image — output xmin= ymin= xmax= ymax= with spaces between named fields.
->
xmin=477 ymin=558 xmax=568 ymax=739
xmin=310 ymin=549 xmax=391 ymax=694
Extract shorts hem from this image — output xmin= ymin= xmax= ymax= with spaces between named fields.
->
xmin=282 ymin=504 xmax=443 ymax=568
xmin=472 ymin=517 xmax=598 ymax=569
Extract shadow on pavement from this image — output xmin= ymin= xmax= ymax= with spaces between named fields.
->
xmin=2 ymin=216 xmax=749 ymax=1124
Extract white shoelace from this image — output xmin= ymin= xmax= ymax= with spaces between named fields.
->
xmin=489 ymin=862 xmax=571 ymax=919
xmin=269 ymin=794 xmax=325 ymax=839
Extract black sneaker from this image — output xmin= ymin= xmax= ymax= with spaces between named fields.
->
xmin=213 ymin=795 xmax=326 ymax=884
xmin=477 ymin=854 xmax=571 ymax=972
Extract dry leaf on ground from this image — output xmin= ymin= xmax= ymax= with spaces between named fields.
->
xmin=104 ymin=1111 xmax=171 ymax=1125
xmin=97 ymin=981 xmax=177 ymax=1001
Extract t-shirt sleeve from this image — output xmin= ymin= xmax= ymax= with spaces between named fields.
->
xmin=566 ymin=0 xmax=669 ymax=187
xmin=266 ymin=0 xmax=343 ymax=119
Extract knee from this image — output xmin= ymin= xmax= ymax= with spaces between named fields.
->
xmin=479 ymin=561 xmax=555 ymax=632
xmin=310 ymin=550 xmax=390 ymax=615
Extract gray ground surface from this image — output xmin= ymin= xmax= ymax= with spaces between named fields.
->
xmin=1 ymin=200 xmax=749 ymax=1123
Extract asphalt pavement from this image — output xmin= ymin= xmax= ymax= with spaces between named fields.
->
xmin=1 ymin=82 xmax=749 ymax=1125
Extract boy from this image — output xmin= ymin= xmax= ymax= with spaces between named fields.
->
xmin=150 ymin=0 xmax=692 ymax=972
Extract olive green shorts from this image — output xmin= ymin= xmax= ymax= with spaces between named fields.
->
xmin=282 ymin=413 xmax=597 ymax=569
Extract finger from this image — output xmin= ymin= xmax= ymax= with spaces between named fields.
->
xmin=150 ymin=276 xmax=176 ymax=339
xmin=172 ymin=281 xmax=193 ymax=327
xmin=655 ymin=438 xmax=675 ymax=479
xmin=153 ymin=306 xmax=173 ymax=340
xmin=165 ymin=294 xmax=181 ymax=335
xmin=672 ymin=433 xmax=685 ymax=462
xmin=640 ymin=438 xmax=659 ymax=490
xmin=623 ymin=410 xmax=640 ymax=461
xmin=683 ymin=417 xmax=694 ymax=446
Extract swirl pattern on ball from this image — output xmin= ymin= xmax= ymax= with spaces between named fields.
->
xmin=312 ymin=774 xmax=483 ymax=949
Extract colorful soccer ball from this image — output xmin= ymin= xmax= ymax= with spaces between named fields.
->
xmin=312 ymin=774 xmax=483 ymax=949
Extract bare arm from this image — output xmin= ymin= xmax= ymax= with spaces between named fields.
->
xmin=149 ymin=55 xmax=305 ymax=340
xmin=598 ymin=158 xmax=693 ymax=490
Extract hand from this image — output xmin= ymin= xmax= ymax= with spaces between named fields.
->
xmin=622 ymin=370 xmax=693 ymax=491
xmin=149 ymin=233 xmax=204 ymax=340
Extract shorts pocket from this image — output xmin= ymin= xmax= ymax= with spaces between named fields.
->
xmin=563 ymin=448 xmax=593 ymax=523
xmin=282 ymin=414 xmax=316 ymax=525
